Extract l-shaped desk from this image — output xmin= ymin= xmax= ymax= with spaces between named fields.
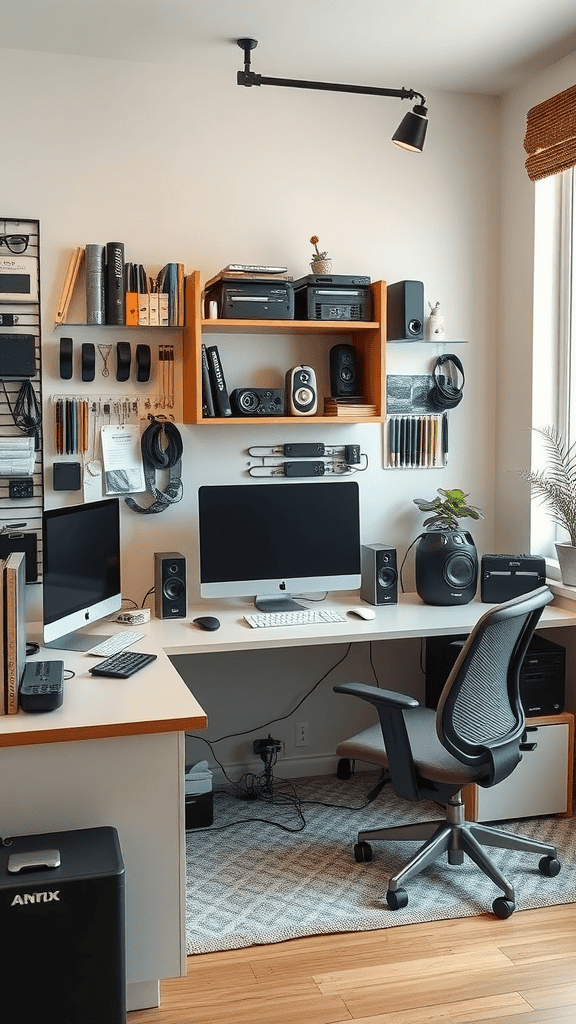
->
xmin=2 ymin=590 xmax=575 ymax=1012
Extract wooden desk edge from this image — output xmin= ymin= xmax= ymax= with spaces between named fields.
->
xmin=0 ymin=713 xmax=208 ymax=748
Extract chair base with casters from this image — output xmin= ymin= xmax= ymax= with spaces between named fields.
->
xmin=334 ymin=587 xmax=562 ymax=918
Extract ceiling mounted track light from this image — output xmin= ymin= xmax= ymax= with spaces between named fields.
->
xmin=236 ymin=38 xmax=428 ymax=153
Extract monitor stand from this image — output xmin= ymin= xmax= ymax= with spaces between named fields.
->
xmin=254 ymin=595 xmax=306 ymax=612
xmin=45 ymin=632 xmax=113 ymax=652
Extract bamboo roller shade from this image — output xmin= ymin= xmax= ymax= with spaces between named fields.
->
xmin=524 ymin=83 xmax=576 ymax=181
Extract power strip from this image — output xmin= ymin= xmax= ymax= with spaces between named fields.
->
xmin=114 ymin=608 xmax=151 ymax=626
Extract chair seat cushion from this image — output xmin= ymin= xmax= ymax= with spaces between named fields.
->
xmin=336 ymin=708 xmax=487 ymax=785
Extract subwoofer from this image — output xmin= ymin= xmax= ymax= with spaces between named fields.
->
xmin=415 ymin=530 xmax=478 ymax=605
xmin=360 ymin=543 xmax=398 ymax=605
xmin=387 ymin=280 xmax=424 ymax=340
xmin=154 ymin=551 xmax=187 ymax=619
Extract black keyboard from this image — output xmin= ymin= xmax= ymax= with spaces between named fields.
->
xmin=89 ymin=650 xmax=157 ymax=678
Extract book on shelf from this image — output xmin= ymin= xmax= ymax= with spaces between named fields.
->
xmin=124 ymin=262 xmax=139 ymax=325
xmin=105 ymin=241 xmax=125 ymax=325
xmin=323 ymin=397 xmax=377 ymax=417
xmin=223 ymin=264 xmax=288 ymax=274
xmin=157 ymin=262 xmax=186 ymax=326
xmin=201 ymin=344 xmax=216 ymax=417
xmin=4 ymin=551 xmax=26 ymax=716
xmin=206 ymin=345 xmax=232 ymax=417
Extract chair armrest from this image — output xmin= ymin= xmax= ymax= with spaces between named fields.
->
xmin=333 ymin=682 xmax=419 ymax=708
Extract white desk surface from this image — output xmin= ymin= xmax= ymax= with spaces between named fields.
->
xmin=4 ymin=589 xmax=574 ymax=749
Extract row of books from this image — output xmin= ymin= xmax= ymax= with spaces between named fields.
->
xmin=0 ymin=551 xmax=26 ymax=715
xmin=55 ymin=243 xmax=185 ymax=327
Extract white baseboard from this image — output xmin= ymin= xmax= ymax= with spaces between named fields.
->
xmin=211 ymin=752 xmax=341 ymax=788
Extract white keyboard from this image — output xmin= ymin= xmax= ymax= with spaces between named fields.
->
xmin=87 ymin=631 xmax=146 ymax=657
xmin=244 ymin=609 xmax=346 ymax=629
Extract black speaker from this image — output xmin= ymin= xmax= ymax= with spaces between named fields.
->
xmin=425 ymin=633 xmax=565 ymax=716
xmin=330 ymin=344 xmax=360 ymax=397
xmin=0 ymin=826 xmax=125 ymax=1023
xmin=154 ymin=551 xmax=187 ymax=619
xmin=387 ymin=280 xmax=424 ymax=340
xmin=415 ymin=530 xmax=478 ymax=605
xmin=360 ymin=543 xmax=398 ymax=605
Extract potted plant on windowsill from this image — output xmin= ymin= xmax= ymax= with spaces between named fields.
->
xmin=518 ymin=425 xmax=576 ymax=585
xmin=412 ymin=488 xmax=484 ymax=605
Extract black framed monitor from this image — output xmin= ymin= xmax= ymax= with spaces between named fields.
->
xmin=43 ymin=497 xmax=122 ymax=650
xmin=198 ymin=481 xmax=361 ymax=612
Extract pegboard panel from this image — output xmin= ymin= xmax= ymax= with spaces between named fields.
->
xmin=0 ymin=217 xmax=44 ymax=582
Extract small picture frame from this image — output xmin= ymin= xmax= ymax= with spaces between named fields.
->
xmin=0 ymin=256 xmax=38 ymax=302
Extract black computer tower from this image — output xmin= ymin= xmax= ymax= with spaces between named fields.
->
xmin=0 ymin=826 xmax=125 ymax=1023
xmin=425 ymin=633 xmax=565 ymax=716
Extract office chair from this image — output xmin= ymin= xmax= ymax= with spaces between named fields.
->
xmin=334 ymin=586 xmax=561 ymax=918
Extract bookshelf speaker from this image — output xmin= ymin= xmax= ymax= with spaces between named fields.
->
xmin=387 ymin=280 xmax=424 ymax=340
xmin=0 ymin=826 xmax=125 ymax=1023
xmin=154 ymin=551 xmax=187 ymax=619
xmin=360 ymin=543 xmax=398 ymax=605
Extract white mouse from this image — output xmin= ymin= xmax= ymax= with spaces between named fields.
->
xmin=347 ymin=607 xmax=376 ymax=620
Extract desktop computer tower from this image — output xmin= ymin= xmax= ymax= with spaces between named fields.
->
xmin=0 ymin=826 xmax=125 ymax=1023
xmin=425 ymin=633 xmax=565 ymax=716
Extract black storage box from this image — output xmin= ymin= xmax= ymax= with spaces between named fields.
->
xmin=185 ymin=790 xmax=214 ymax=829
xmin=0 ymin=826 xmax=126 ymax=1023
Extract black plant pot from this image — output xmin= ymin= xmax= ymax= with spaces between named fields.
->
xmin=415 ymin=528 xmax=478 ymax=606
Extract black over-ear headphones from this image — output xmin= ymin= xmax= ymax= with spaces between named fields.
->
xmin=429 ymin=353 xmax=465 ymax=410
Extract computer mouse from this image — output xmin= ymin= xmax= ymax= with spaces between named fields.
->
xmin=192 ymin=616 xmax=221 ymax=631
xmin=347 ymin=607 xmax=376 ymax=621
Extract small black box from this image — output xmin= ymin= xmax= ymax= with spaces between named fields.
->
xmin=205 ymin=278 xmax=294 ymax=319
xmin=480 ymin=553 xmax=546 ymax=603
xmin=293 ymin=274 xmax=372 ymax=321
xmin=185 ymin=791 xmax=214 ymax=829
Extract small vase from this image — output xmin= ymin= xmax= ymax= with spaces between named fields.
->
xmin=555 ymin=542 xmax=576 ymax=585
xmin=311 ymin=259 xmax=332 ymax=274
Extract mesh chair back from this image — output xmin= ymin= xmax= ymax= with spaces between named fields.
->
xmin=437 ymin=587 xmax=553 ymax=785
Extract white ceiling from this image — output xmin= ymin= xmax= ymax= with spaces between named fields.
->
xmin=2 ymin=0 xmax=576 ymax=96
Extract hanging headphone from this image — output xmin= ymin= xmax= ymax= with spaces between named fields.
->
xmin=429 ymin=353 xmax=465 ymax=410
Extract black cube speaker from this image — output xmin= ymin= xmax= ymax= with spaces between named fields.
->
xmin=154 ymin=550 xmax=187 ymax=619
xmin=387 ymin=280 xmax=424 ymax=340
xmin=415 ymin=530 xmax=478 ymax=605
xmin=360 ymin=543 xmax=398 ymax=605
xmin=0 ymin=826 xmax=125 ymax=1023
xmin=330 ymin=344 xmax=360 ymax=397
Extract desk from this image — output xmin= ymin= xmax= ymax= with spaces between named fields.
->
xmin=2 ymin=590 xmax=575 ymax=1011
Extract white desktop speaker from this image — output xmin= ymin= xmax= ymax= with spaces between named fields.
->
xmin=285 ymin=365 xmax=317 ymax=415
xmin=154 ymin=551 xmax=187 ymax=619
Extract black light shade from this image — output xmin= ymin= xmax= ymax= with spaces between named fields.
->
xmin=392 ymin=104 xmax=428 ymax=152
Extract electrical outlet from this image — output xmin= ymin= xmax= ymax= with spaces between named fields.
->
xmin=296 ymin=722 xmax=309 ymax=747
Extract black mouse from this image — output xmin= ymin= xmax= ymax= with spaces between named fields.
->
xmin=192 ymin=616 xmax=221 ymax=631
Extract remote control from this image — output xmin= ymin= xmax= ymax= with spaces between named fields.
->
xmin=19 ymin=660 xmax=64 ymax=712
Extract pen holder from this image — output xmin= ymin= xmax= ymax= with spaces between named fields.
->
xmin=385 ymin=413 xmax=448 ymax=469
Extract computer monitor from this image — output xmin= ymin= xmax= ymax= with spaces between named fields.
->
xmin=43 ymin=497 xmax=122 ymax=650
xmin=198 ymin=481 xmax=361 ymax=611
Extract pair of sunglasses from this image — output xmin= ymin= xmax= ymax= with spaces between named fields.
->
xmin=0 ymin=235 xmax=29 ymax=254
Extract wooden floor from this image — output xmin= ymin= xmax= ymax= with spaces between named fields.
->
xmin=128 ymin=903 xmax=576 ymax=1024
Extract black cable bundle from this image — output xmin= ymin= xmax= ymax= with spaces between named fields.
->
xmin=125 ymin=417 xmax=183 ymax=515
xmin=429 ymin=353 xmax=465 ymax=410
xmin=2 ymin=379 xmax=42 ymax=447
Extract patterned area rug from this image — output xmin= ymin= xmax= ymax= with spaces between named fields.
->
xmin=185 ymin=772 xmax=576 ymax=954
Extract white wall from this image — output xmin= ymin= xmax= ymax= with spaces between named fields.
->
xmin=2 ymin=47 xmax=500 ymax=775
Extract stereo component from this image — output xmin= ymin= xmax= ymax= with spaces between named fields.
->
xmin=360 ymin=543 xmax=398 ymax=605
xmin=415 ymin=530 xmax=478 ymax=605
xmin=330 ymin=344 xmax=360 ymax=397
xmin=154 ymin=551 xmax=187 ymax=619
xmin=425 ymin=633 xmax=565 ymax=716
xmin=204 ymin=277 xmax=295 ymax=319
xmin=285 ymin=365 xmax=317 ymax=415
xmin=230 ymin=387 xmax=285 ymax=416
xmin=293 ymin=274 xmax=372 ymax=321
xmin=481 ymin=554 xmax=546 ymax=603
xmin=0 ymin=827 xmax=125 ymax=1022
xmin=387 ymin=280 xmax=424 ymax=340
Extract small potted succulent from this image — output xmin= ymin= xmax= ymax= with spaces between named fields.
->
xmin=412 ymin=488 xmax=483 ymax=605
xmin=310 ymin=235 xmax=332 ymax=274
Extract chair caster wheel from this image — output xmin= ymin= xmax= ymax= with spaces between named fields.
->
xmin=492 ymin=897 xmax=515 ymax=919
xmin=354 ymin=841 xmax=372 ymax=862
xmin=386 ymin=888 xmax=408 ymax=910
xmin=337 ymin=758 xmax=352 ymax=780
xmin=539 ymin=856 xmax=561 ymax=877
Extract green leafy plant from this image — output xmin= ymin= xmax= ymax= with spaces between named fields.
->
xmin=310 ymin=235 xmax=328 ymax=262
xmin=413 ymin=488 xmax=484 ymax=530
xmin=518 ymin=425 xmax=576 ymax=545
